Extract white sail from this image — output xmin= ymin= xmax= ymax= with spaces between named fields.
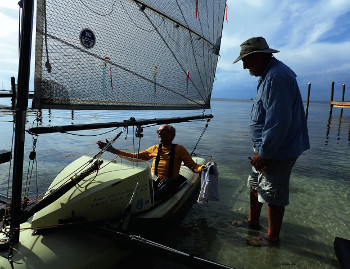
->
xmin=33 ymin=0 xmax=226 ymax=110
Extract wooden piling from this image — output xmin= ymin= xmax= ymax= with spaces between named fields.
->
xmin=340 ymin=84 xmax=345 ymax=117
xmin=305 ymin=82 xmax=311 ymax=119
xmin=329 ymin=81 xmax=335 ymax=116
xmin=330 ymin=83 xmax=349 ymax=109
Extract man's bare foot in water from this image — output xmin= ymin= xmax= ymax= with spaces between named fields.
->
xmin=231 ymin=220 xmax=261 ymax=231
xmin=246 ymin=234 xmax=280 ymax=247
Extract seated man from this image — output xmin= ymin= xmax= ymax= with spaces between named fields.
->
xmin=97 ymin=124 xmax=203 ymax=201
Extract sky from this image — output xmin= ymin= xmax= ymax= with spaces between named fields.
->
xmin=214 ymin=0 xmax=350 ymax=101
xmin=1 ymin=1 xmax=350 ymax=102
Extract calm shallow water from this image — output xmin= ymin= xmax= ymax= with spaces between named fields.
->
xmin=0 ymin=99 xmax=349 ymax=268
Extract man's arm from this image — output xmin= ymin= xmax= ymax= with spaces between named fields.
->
xmin=97 ymin=140 xmax=153 ymax=161
xmin=178 ymin=145 xmax=203 ymax=173
xmin=260 ymin=75 xmax=293 ymax=159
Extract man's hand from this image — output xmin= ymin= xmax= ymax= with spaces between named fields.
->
xmin=250 ymin=154 xmax=267 ymax=172
xmin=97 ymin=139 xmax=116 ymax=153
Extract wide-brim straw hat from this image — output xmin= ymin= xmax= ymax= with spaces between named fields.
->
xmin=233 ymin=37 xmax=279 ymax=64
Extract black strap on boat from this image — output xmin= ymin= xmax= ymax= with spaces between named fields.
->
xmin=154 ymin=144 xmax=162 ymax=177
xmin=168 ymin=143 xmax=176 ymax=178
xmin=154 ymin=143 xmax=177 ymax=178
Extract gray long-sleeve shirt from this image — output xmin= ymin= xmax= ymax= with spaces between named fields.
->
xmin=250 ymin=57 xmax=310 ymax=160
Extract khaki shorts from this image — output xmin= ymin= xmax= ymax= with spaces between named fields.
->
xmin=247 ymin=158 xmax=296 ymax=206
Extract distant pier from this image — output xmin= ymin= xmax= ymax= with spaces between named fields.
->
xmin=329 ymin=82 xmax=349 ymax=116
xmin=305 ymin=81 xmax=349 ymax=119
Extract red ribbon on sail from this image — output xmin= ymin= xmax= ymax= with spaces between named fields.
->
xmin=102 ymin=57 xmax=114 ymax=94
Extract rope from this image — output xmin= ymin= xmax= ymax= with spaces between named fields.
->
xmin=136 ymin=1 xmax=208 ymax=103
xmin=191 ymin=117 xmax=211 ymax=156
xmin=43 ymin=0 xmax=52 ymax=73
xmin=77 ymin=0 xmax=117 ymax=17
xmin=24 ymin=135 xmax=38 ymax=202
xmin=59 ymin=126 xmax=121 ymax=137
xmin=6 ymin=113 xmax=16 ymax=211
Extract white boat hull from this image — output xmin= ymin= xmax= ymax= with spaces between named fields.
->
xmin=0 ymin=156 xmax=206 ymax=268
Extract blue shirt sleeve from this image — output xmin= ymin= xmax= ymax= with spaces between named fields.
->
xmin=259 ymin=74 xmax=293 ymax=159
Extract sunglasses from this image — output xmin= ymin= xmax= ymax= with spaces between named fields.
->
xmin=157 ymin=128 xmax=170 ymax=134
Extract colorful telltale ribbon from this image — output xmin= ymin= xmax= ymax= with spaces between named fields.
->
xmin=102 ymin=57 xmax=114 ymax=94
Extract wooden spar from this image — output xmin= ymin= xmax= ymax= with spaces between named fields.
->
xmin=28 ymin=114 xmax=214 ymax=135
xmin=11 ymin=0 xmax=34 ymax=244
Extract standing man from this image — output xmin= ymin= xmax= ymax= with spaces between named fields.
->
xmin=231 ymin=37 xmax=310 ymax=245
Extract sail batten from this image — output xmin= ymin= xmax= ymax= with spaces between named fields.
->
xmin=33 ymin=0 xmax=226 ymax=110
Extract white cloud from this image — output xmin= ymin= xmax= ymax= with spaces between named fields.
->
xmin=1 ymin=0 xmax=349 ymax=101
xmin=214 ymin=0 xmax=350 ymax=100
xmin=0 ymin=9 xmax=19 ymax=90
xmin=0 ymin=2 xmax=19 ymax=10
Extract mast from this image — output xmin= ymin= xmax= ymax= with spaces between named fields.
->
xmin=11 ymin=0 xmax=35 ymax=243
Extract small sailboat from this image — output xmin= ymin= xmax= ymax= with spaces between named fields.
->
xmin=0 ymin=0 xmax=228 ymax=268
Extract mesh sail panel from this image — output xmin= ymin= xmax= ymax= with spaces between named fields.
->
xmin=33 ymin=0 xmax=226 ymax=110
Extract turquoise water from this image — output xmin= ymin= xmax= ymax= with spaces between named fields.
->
xmin=0 ymin=99 xmax=349 ymax=268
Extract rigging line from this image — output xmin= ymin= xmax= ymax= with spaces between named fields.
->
xmin=197 ymin=0 xmax=211 ymax=98
xmin=35 ymin=156 xmax=100 ymax=200
xmin=191 ymin=117 xmax=211 ymax=156
xmin=38 ymin=32 xmax=207 ymax=108
xmin=175 ymin=0 xmax=207 ymax=100
xmin=207 ymin=1 xmax=225 ymax=99
xmin=43 ymin=0 xmax=51 ymax=73
xmin=6 ymin=113 xmax=16 ymax=210
xmin=137 ymin=135 xmax=142 ymax=162
xmin=212 ymin=0 xmax=214 ymax=46
xmin=140 ymin=6 xmax=207 ymax=103
xmin=205 ymin=2 xmax=225 ymax=100
xmin=24 ymin=135 xmax=38 ymax=198
xmin=206 ymin=0 xmax=218 ymax=99
xmin=77 ymin=0 xmax=118 ymax=16
xmin=160 ymin=23 xmax=213 ymax=99
xmin=24 ymin=160 xmax=34 ymax=198
xmin=120 ymin=0 xmax=165 ymax=33
xmin=217 ymin=1 xmax=226 ymax=53
xmin=35 ymin=156 xmax=38 ymax=200
xmin=132 ymin=125 xmax=135 ymax=156
xmin=37 ymin=157 xmax=97 ymax=199
xmin=130 ymin=0 xmax=215 ymax=47
xmin=35 ymin=156 xmax=102 ymax=201
xmin=71 ymin=153 xmax=121 ymax=190
xmin=62 ymin=126 xmax=120 ymax=137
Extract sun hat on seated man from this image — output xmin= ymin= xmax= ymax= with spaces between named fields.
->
xmin=233 ymin=36 xmax=280 ymax=64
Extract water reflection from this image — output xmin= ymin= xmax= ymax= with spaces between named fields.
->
xmin=325 ymin=112 xmax=350 ymax=146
